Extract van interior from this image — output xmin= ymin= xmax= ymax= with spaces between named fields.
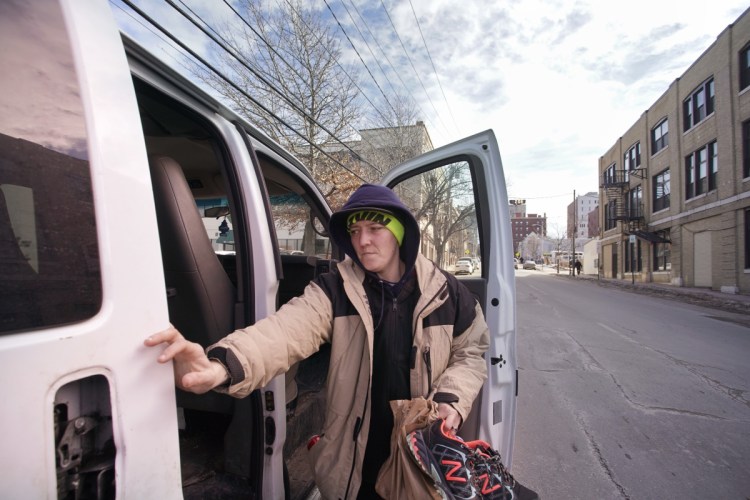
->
xmin=134 ymin=76 xmax=330 ymax=499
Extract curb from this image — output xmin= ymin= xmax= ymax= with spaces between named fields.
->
xmin=549 ymin=272 xmax=750 ymax=317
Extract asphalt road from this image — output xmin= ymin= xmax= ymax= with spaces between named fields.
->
xmin=511 ymin=269 xmax=750 ymax=500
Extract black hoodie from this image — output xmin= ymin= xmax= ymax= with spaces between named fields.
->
xmin=328 ymin=183 xmax=420 ymax=282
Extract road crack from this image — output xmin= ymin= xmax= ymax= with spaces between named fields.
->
xmin=575 ymin=413 xmax=630 ymax=499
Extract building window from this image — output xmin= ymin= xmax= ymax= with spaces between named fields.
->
xmin=653 ymin=231 xmax=671 ymax=271
xmin=627 ymin=185 xmax=642 ymax=219
xmin=604 ymin=202 xmax=616 ymax=231
xmin=651 ymin=119 xmax=668 ymax=155
xmin=652 ymin=169 xmax=670 ymax=212
xmin=624 ymin=142 xmax=641 ymax=174
xmin=624 ymin=238 xmax=642 ymax=273
xmin=603 ymin=163 xmax=617 ymax=185
xmin=746 ymin=209 xmax=750 ymax=270
xmin=685 ymin=141 xmax=718 ymax=199
xmin=743 ymin=120 xmax=750 ymax=179
xmin=683 ymin=78 xmax=715 ymax=131
xmin=741 ymin=44 xmax=750 ymax=91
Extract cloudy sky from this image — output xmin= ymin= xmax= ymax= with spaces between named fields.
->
xmin=113 ymin=0 xmax=750 ymax=230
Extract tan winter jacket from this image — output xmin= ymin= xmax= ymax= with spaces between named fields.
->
xmin=207 ymin=253 xmax=490 ymax=499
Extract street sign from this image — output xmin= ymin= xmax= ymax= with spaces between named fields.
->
xmin=629 ymin=234 xmax=636 ymax=243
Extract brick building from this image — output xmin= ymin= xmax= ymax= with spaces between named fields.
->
xmin=598 ymin=8 xmax=750 ymax=293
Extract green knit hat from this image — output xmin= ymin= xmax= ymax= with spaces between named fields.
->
xmin=346 ymin=209 xmax=405 ymax=246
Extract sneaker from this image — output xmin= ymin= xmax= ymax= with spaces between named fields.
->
xmin=406 ymin=419 xmax=479 ymax=499
xmin=465 ymin=441 xmax=540 ymax=500
xmin=464 ymin=441 xmax=514 ymax=499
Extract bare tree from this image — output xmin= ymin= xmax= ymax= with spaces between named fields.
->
xmin=548 ymin=223 xmax=570 ymax=273
xmin=192 ymin=0 xmax=366 ymax=207
xmin=397 ymin=163 xmax=475 ymax=268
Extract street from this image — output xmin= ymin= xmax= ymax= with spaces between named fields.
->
xmin=511 ymin=269 xmax=750 ymax=499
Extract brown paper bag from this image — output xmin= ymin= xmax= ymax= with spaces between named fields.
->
xmin=375 ymin=398 xmax=443 ymax=499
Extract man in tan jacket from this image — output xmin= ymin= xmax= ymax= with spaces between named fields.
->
xmin=146 ymin=184 xmax=493 ymax=498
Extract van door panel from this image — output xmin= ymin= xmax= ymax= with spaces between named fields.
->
xmin=381 ymin=130 xmax=518 ymax=465
xmin=0 ymin=1 xmax=182 ymax=498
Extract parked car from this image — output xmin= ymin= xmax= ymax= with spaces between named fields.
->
xmin=523 ymin=260 xmax=536 ymax=270
xmin=455 ymin=257 xmax=475 ymax=275
xmin=514 ymin=258 xmax=519 ymax=269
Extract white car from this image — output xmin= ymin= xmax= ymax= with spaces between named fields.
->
xmin=455 ymin=257 xmax=475 ymax=275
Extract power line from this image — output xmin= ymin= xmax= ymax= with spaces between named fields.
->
xmin=274 ymin=0 xmax=399 ymax=139
xmin=120 ymin=0 xmax=372 ymax=183
xmin=407 ymin=0 xmax=459 ymax=135
xmin=378 ymin=0 xmax=452 ymax=141
xmin=163 ymin=0 xmax=387 ymax=177
xmin=321 ymin=0 xmax=398 ymax=119
xmin=334 ymin=0 xmax=400 ymax=99
xmin=340 ymin=0 xmax=442 ymax=134
xmin=508 ymin=193 xmax=573 ymax=200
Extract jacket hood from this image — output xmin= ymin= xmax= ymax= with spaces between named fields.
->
xmin=329 ymin=184 xmax=420 ymax=279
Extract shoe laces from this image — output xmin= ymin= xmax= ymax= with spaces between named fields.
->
xmin=469 ymin=447 xmax=516 ymax=488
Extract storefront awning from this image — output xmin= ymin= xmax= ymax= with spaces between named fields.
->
xmin=632 ymin=230 xmax=670 ymax=244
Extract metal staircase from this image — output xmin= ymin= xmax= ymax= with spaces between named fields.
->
xmin=601 ymin=168 xmax=644 ymax=233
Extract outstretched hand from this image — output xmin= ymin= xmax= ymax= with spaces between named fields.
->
xmin=145 ymin=325 xmax=228 ymax=394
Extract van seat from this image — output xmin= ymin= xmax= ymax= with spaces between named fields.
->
xmin=279 ymin=254 xmax=318 ymax=306
xmin=149 ymin=155 xmax=236 ymax=348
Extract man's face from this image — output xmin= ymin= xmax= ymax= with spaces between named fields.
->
xmin=349 ymin=219 xmax=400 ymax=278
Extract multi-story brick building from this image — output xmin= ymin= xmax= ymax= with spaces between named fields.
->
xmin=598 ymin=7 xmax=750 ymax=293
xmin=511 ymin=212 xmax=546 ymax=255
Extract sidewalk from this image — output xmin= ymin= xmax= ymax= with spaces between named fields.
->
xmin=536 ymin=265 xmax=750 ymax=316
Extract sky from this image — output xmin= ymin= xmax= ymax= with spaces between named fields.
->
xmin=112 ymin=0 xmax=750 ymax=231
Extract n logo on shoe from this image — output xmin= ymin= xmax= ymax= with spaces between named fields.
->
xmin=442 ymin=459 xmax=468 ymax=483
xmin=476 ymin=472 xmax=502 ymax=495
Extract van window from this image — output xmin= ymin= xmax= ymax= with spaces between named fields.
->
xmin=393 ymin=160 xmax=482 ymax=278
xmin=270 ymin=192 xmax=331 ymax=258
xmin=0 ymin=1 xmax=102 ymax=334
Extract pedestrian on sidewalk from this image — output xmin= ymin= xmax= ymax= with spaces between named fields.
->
xmin=145 ymin=184 xmax=535 ymax=499
xmin=574 ymin=259 xmax=582 ymax=276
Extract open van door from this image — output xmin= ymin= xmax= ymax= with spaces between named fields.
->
xmin=380 ymin=130 xmax=518 ymax=464
xmin=0 ymin=1 xmax=183 ymax=498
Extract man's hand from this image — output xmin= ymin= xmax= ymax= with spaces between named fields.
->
xmin=145 ymin=325 xmax=228 ymax=394
xmin=437 ymin=402 xmax=462 ymax=434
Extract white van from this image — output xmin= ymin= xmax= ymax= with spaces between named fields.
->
xmin=0 ymin=1 xmax=517 ymax=498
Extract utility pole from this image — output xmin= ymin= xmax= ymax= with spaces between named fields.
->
xmin=571 ymin=190 xmax=576 ymax=277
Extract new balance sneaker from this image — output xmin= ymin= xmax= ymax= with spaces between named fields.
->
xmin=466 ymin=440 xmax=540 ymax=500
xmin=406 ymin=419 xmax=479 ymax=499
xmin=465 ymin=440 xmax=514 ymax=499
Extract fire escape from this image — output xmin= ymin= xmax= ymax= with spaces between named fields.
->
xmin=601 ymin=167 xmax=645 ymax=235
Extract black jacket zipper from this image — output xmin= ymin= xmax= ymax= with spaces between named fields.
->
xmin=423 ymin=346 xmax=433 ymax=395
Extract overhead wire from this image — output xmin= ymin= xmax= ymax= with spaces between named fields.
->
xmin=340 ymin=0 xmax=442 ymax=134
xmin=378 ymin=0 xmax=453 ymax=141
xmin=254 ymin=0 xmax=402 ymax=147
xmin=321 ymin=0 xmax=399 ymax=119
xmin=164 ymin=0 xmax=388 ymax=178
xmin=119 ymin=0 xmax=372 ymax=182
xmin=177 ymin=0 xmax=425 ymax=199
xmin=407 ymin=0 xmax=459 ymax=135
xmin=277 ymin=0 xmax=420 ymax=149
xmin=333 ymin=0 xmax=401 ymax=99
